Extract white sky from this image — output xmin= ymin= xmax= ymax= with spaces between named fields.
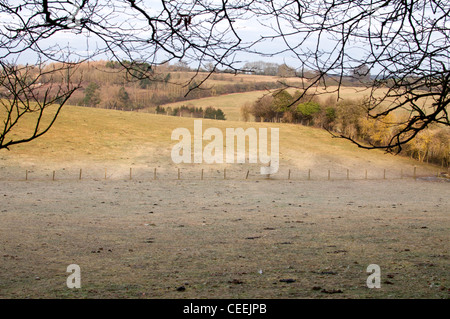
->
xmin=2 ymin=0 xmax=447 ymax=75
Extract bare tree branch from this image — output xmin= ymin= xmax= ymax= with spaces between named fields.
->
xmin=1 ymin=0 xmax=448 ymax=151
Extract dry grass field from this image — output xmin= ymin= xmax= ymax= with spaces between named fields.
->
xmin=143 ymin=90 xmax=269 ymax=121
xmin=0 ymin=179 xmax=448 ymax=299
xmin=156 ymin=85 xmax=434 ymax=122
xmin=0 ymin=101 xmax=448 ymax=299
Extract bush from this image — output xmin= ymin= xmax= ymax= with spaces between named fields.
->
xmin=272 ymin=89 xmax=293 ymax=112
xmin=117 ymin=86 xmax=131 ymax=110
xmin=325 ymin=107 xmax=336 ymax=122
xmin=155 ymin=105 xmax=166 ymax=114
xmin=82 ymin=82 xmax=101 ymax=107
xmin=240 ymin=103 xmax=252 ymax=122
xmin=251 ymin=94 xmax=276 ymax=122
xmin=333 ymin=98 xmax=367 ymax=139
xmin=296 ymin=102 xmax=321 ymax=125
xmin=204 ymin=106 xmax=226 ymax=120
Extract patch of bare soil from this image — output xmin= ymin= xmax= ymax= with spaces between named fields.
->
xmin=0 ymin=178 xmax=448 ymax=298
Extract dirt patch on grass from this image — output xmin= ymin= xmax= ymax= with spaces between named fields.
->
xmin=0 ymin=178 xmax=448 ymax=298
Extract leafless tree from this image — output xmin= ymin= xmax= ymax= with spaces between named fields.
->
xmin=246 ymin=0 xmax=449 ymax=152
xmin=0 ymin=61 xmax=79 ymax=150
xmin=0 ymin=0 xmax=247 ymax=149
xmin=1 ymin=0 xmax=448 ymax=152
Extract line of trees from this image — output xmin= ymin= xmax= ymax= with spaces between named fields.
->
xmin=81 ymin=82 xmax=132 ymax=110
xmin=243 ymin=90 xmax=449 ymax=167
xmin=155 ymin=105 xmax=225 ymax=120
xmin=62 ymin=60 xmax=293 ymax=111
xmin=242 ymin=61 xmax=297 ymax=78
xmin=243 ymin=90 xmax=337 ymax=128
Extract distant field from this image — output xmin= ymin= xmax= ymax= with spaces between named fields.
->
xmin=0 ymin=104 xmax=440 ymax=181
xmin=146 ymin=91 xmax=270 ymax=121
xmin=155 ymin=85 xmax=432 ymax=122
xmin=153 ymin=86 xmax=377 ymax=122
xmin=178 ymin=71 xmax=305 ymax=86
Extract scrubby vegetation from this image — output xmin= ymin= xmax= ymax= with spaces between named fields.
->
xmin=155 ymin=105 xmax=226 ymax=120
xmin=18 ymin=59 xmax=447 ymax=167
xmin=245 ymin=89 xmax=449 ymax=167
xmin=36 ymin=60 xmax=296 ymax=111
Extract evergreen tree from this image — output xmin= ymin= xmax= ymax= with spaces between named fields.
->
xmin=82 ymin=82 xmax=101 ymax=107
xmin=215 ymin=108 xmax=226 ymax=120
xmin=117 ymin=86 xmax=131 ymax=109
xmin=272 ymin=89 xmax=293 ymax=112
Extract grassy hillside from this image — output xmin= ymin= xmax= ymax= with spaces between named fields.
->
xmin=156 ymin=86 xmax=435 ymax=122
xmin=42 ymin=60 xmax=305 ymax=109
xmin=146 ymin=90 xmax=269 ymax=121
xmin=0 ymin=102 xmax=440 ymax=181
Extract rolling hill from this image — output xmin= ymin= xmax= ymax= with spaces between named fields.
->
xmin=0 ymin=100 xmax=441 ymax=181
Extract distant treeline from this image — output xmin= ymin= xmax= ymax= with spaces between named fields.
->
xmin=155 ymin=105 xmax=226 ymax=120
xmin=76 ymin=79 xmax=285 ymax=111
xmin=241 ymin=89 xmax=449 ymax=167
xmin=36 ymin=60 xmax=295 ymax=111
xmin=29 ymin=59 xmax=376 ymax=112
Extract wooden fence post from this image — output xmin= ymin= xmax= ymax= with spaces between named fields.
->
xmin=308 ymin=169 xmax=311 ymax=180
xmin=288 ymin=169 xmax=291 ymax=180
xmin=154 ymin=168 xmax=157 ymax=180
xmin=79 ymin=169 xmax=82 ymax=180
xmin=245 ymin=170 xmax=249 ymax=180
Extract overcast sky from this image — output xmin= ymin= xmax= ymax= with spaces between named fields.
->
xmin=0 ymin=0 xmax=318 ymax=70
xmin=3 ymin=0 xmax=445 ymax=77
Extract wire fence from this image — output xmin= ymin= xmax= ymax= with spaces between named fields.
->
xmin=1 ymin=165 xmax=448 ymax=182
